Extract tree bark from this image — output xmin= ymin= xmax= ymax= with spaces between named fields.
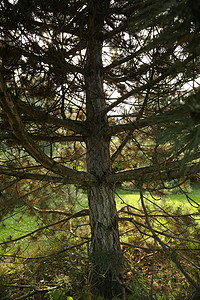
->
xmin=88 ymin=183 xmax=124 ymax=298
xmin=85 ymin=1 xmax=124 ymax=298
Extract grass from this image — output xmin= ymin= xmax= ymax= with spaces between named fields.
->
xmin=76 ymin=184 xmax=200 ymax=213
xmin=0 ymin=207 xmax=41 ymax=243
xmin=116 ymin=189 xmax=141 ymax=209
xmin=115 ymin=185 xmax=200 ymax=214
xmin=166 ymin=188 xmax=200 ymax=206
xmin=0 ymin=184 xmax=199 ymax=299
xmin=0 ymin=184 xmax=199 ymax=252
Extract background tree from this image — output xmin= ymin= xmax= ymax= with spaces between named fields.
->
xmin=0 ymin=0 xmax=200 ymax=298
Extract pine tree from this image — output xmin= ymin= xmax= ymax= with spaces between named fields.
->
xmin=0 ymin=0 xmax=200 ymax=298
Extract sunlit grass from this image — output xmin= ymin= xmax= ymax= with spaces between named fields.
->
xmin=115 ymin=185 xmax=200 ymax=212
xmin=0 ymin=207 xmax=41 ymax=243
xmin=72 ymin=184 xmax=200 ymax=213
xmin=0 ymin=185 xmax=200 ymax=246
xmin=115 ymin=189 xmax=141 ymax=210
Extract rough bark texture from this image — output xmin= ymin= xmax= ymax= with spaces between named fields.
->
xmin=87 ymin=183 xmax=124 ymax=298
xmin=85 ymin=1 xmax=124 ymax=298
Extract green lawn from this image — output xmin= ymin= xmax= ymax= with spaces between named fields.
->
xmin=115 ymin=185 xmax=200 ymax=212
xmin=0 ymin=185 xmax=200 ymax=245
xmin=58 ymin=184 xmax=200 ymax=212
xmin=0 ymin=207 xmax=41 ymax=244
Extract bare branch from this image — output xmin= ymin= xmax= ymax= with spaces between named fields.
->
xmin=111 ymin=131 xmax=132 ymax=164
xmin=105 ymin=107 xmax=187 ymax=136
xmin=32 ymin=206 xmax=89 ymax=216
xmin=15 ymin=286 xmax=61 ymax=300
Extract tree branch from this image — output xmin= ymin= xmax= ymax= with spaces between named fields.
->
xmin=105 ymin=107 xmax=187 ymax=136
xmin=15 ymin=97 xmax=86 ymax=135
xmin=15 ymin=286 xmax=61 ymax=300
xmin=0 ymin=76 xmax=95 ymax=185
xmin=111 ymin=131 xmax=132 ymax=163
xmin=106 ymin=161 xmax=200 ymax=184
xmin=0 ymin=133 xmax=84 ymax=143
xmin=102 ymin=55 xmax=195 ymax=117
xmin=0 ymin=167 xmax=87 ymax=184
xmin=32 ymin=206 xmax=89 ymax=216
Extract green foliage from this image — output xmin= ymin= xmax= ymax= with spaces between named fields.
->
xmin=157 ymin=93 xmax=200 ymax=162
xmin=47 ymin=289 xmax=66 ymax=300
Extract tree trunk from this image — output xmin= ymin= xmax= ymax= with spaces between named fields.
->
xmin=87 ymin=182 xmax=124 ymax=298
xmin=85 ymin=1 xmax=124 ymax=298
xmin=86 ymin=114 xmax=124 ymax=298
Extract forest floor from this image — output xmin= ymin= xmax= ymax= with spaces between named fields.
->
xmin=0 ymin=185 xmax=199 ymax=299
